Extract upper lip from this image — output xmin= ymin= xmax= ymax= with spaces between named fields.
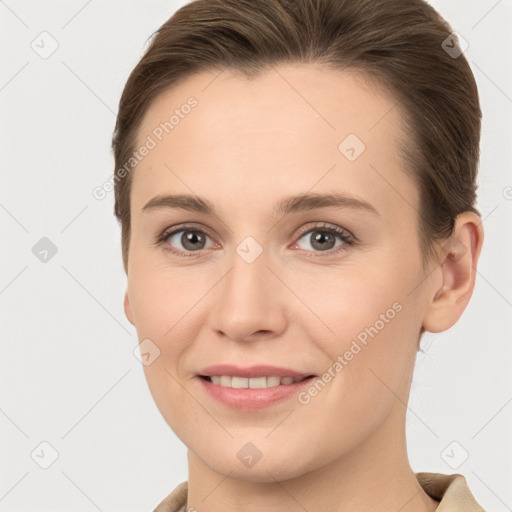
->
xmin=198 ymin=364 xmax=314 ymax=378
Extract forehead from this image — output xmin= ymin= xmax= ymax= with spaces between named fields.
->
xmin=131 ymin=64 xmax=417 ymax=220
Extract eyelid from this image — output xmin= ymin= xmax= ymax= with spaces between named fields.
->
xmin=294 ymin=221 xmax=355 ymax=242
xmin=156 ymin=222 xmax=215 ymax=243
xmin=155 ymin=222 xmax=218 ymax=252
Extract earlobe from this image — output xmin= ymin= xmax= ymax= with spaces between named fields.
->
xmin=124 ymin=290 xmax=135 ymax=326
xmin=422 ymin=212 xmax=484 ymax=333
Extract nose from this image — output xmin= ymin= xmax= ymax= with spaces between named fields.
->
xmin=207 ymin=243 xmax=288 ymax=343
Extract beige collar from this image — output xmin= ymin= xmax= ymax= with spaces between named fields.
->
xmin=154 ymin=472 xmax=486 ymax=511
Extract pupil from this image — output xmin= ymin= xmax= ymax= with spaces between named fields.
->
xmin=183 ymin=231 xmax=204 ymax=250
xmin=312 ymin=231 xmax=334 ymax=250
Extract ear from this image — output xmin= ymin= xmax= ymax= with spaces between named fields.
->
xmin=124 ymin=290 xmax=135 ymax=326
xmin=422 ymin=211 xmax=484 ymax=333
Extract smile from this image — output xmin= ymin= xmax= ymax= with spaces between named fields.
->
xmin=201 ymin=375 xmax=312 ymax=388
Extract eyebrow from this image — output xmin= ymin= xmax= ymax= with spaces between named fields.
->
xmin=142 ymin=192 xmax=379 ymax=217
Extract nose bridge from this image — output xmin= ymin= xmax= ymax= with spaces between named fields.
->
xmin=225 ymin=234 xmax=273 ymax=307
xmin=210 ymin=233 xmax=285 ymax=339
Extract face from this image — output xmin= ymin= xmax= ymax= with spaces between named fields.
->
xmin=124 ymin=64 xmax=433 ymax=481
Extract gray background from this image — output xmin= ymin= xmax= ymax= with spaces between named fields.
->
xmin=1 ymin=1 xmax=511 ymax=510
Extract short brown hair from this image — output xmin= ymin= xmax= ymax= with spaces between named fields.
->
xmin=112 ymin=0 xmax=481 ymax=273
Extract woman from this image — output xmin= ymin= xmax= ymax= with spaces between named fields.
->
xmin=112 ymin=0 xmax=486 ymax=510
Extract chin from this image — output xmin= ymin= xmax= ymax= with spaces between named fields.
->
xmin=188 ymin=436 xmax=318 ymax=483
xmin=208 ymin=458 xmax=309 ymax=483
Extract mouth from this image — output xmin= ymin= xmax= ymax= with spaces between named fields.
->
xmin=198 ymin=374 xmax=316 ymax=389
xmin=197 ymin=372 xmax=317 ymax=410
xmin=195 ymin=364 xmax=318 ymax=409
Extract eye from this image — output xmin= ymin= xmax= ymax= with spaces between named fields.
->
xmin=292 ymin=222 xmax=354 ymax=257
xmin=156 ymin=224 xmax=216 ymax=258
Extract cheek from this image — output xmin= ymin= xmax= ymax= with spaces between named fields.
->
xmin=321 ymin=285 xmax=412 ymax=361
xmin=291 ymin=285 xmax=418 ymax=466
xmin=128 ymin=262 xmax=192 ymax=340
xmin=295 ymin=264 xmax=421 ymax=411
xmin=128 ymin=268 xmax=193 ymax=403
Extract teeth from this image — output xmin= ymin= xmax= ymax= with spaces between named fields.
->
xmin=265 ymin=376 xmax=281 ymax=387
xmin=232 ymin=376 xmax=249 ymax=388
xmin=207 ymin=375 xmax=309 ymax=388
xmin=248 ymin=376 xmax=266 ymax=389
xmin=219 ymin=375 xmax=231 ymax=387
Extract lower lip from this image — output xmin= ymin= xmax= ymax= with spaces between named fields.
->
xmin=197 ymin=376 xmax=315 ymax=410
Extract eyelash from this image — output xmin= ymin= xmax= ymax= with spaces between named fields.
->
xmin=154 ymin=222 xmax=355 ymax=259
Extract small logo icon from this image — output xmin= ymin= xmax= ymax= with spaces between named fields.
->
xmin=442 ymin=32 xmax=468 ymax=59
xmin=439 ymin=236 xmax=468 ymax=263
xmin=440 ymin=440 xmax=469 ymax=469
xmin=236 ymin=236 xmax=263 ymax=264
xmin=32 ymin=237 xmax=58 ymax=263
xmin=31 ymin=31 xmax=59 ymax=59
xmin=237 ymin=442 xmax=263 ymax=468
xmin=31 ymin=441 xmax=59 ymax=469
xmin=133 ymin=338 xmax=161 ymax=366
xmin=338 ymin=133 xmax=366 ymax=161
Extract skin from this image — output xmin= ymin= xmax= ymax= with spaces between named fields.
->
xmin=123 ymin=63 xmax=484 ymax=512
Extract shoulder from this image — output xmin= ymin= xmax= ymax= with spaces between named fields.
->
xmin=152 ymin=481 xmax=188 ymax=512
xmin=415 ymin=472 xmax=486 ymax=511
